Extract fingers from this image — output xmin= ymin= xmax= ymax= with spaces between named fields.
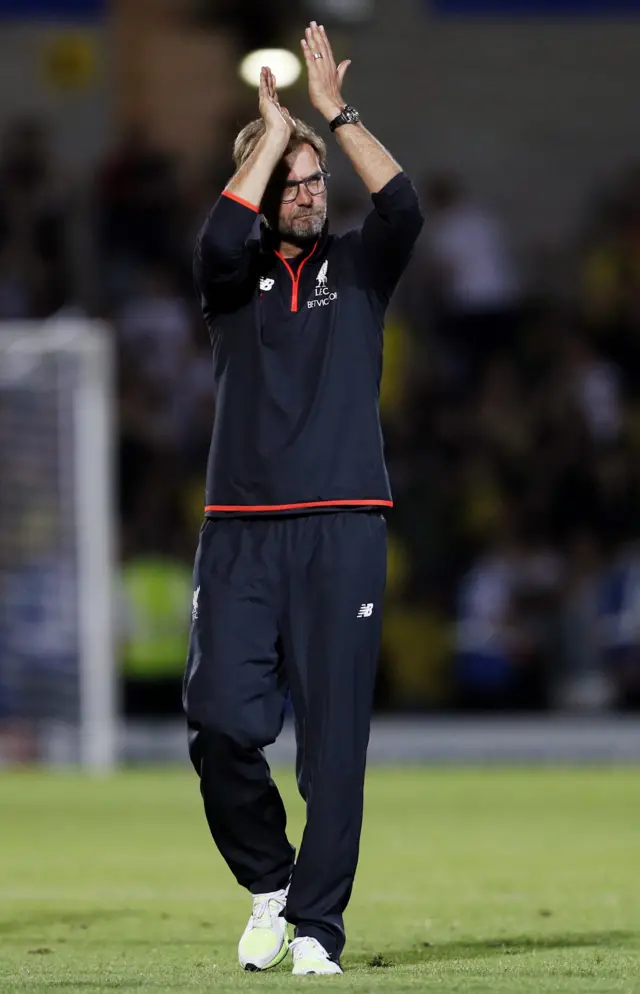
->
xmin=309 ymin=21 xmax=322 ymax=52
xmin=259 ymin=66 xmax=282 ymax=112
xmin=315 ymin=22 xmax=335 ymax=65
xmin=300 ymin=36 xmax=313 ymax=64
xmin=260 ymin=66 xmax=276 ymax=100
xmin=259 ymin=66 xmax=268 ymax=102
xmin=304 ymin=25 xmax=316 ymax=57
xmin=304 ymin=23 xmax=328 ymax=65
xmin=337 ymin=59 xmax=351 ymax=88
xmin=302 ymin=22 xmax=337 ymax=72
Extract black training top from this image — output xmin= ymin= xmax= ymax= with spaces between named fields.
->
xmin=194 ymin=171 xmax=423 ymax=516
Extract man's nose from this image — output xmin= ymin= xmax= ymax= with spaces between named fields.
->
xmin=297 ymin=183 xmax=313 ymax=205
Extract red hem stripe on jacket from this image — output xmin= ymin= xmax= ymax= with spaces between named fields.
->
xmin=204 ymin=499 xmax=393 ymax=512
xmin=222 ymin=190 xmax=260 ymax=212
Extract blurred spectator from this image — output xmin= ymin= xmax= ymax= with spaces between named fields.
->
xmin=421 ymin=170 xmax=523 ymax=388
xmin=0 ymin=247 xmax=32 ymax=319
xmin=454 ymin=512 xmax=561 ymax=711
xmin=582 ymin=164 xmax=640 ymax=391
xmin=118 ymin=524 xmax=193 ymax=718
xmin=1 ymin=508 xmax=77 ymax=732
xmin=454 ymin=522 xmax=526 ymax=710
xmin=599 ymin=541 xmax=640 ymax=709
xmin=115 ymin=264 xmax=207 ymax=523
xmin=474 ymin=357 xmax=532 ymax=463
xmin=96 ymin=125 xmax=184 ymax=305
xmin=588 ymin=444 xmax=640 ymax=552
xmin=562 ymin=333 xmax=622 ymax=444
xmin=556 ymin=531 xmax=613 ymax=711
xmin=116 ymin=264 xmax=194 ymax=394
xmin=0 ymin=118 xmax=69 ymax=316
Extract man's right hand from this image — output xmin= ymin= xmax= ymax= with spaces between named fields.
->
xmin=223 ymin=66 xmax=294 ymax=210
xmin=259 ymin=67 xmax=294 ymax=144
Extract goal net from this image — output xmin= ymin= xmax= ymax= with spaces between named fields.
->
xmin=0 ymin=319 xmax=116 ymax=769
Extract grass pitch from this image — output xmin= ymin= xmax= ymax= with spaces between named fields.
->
xmin=1 ymin=766 xmax=639 ymax=993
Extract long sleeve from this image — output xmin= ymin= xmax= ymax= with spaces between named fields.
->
xmin=360 ymin=173 xmax=424 ymax=305
xmin=194 ymin=191 xmax=260 ymax=299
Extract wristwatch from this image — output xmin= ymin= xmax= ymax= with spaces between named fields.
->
xmin=329 ymin=105 xmax=360 ymax=132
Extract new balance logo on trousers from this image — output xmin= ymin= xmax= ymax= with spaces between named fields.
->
xmin=357 ymin=603 xmax=374 ymax=618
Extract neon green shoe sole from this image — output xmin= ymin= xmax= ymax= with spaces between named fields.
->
xmin=238 ymin=890 xmax=290 ymax=972
xmin=243 ymin=933 xmax=290 ymax=972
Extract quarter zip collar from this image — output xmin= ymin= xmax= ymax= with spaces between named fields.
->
xmin=274 ymin=242 xmax=318 ymax=312
xmin=260 ymin=219 xmax=330 ymax=313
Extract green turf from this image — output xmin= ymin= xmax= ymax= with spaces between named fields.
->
xmin=1 ymin=767 xmax=639 ymax=993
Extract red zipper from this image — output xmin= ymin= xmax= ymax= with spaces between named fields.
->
xmin=274 ymin=242 xmax=318 ymax=312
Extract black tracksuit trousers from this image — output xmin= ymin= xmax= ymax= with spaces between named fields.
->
xmin=183 ymin=511 xmax=387 ymax=960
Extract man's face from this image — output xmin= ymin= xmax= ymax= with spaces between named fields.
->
xmin=268 ymin=143 xmax=328 ymax=244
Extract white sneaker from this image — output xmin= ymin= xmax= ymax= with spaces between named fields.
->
xmin=290 ymin=936 xmax=343 ymax=975
xmin=238 ymin=888 xmax=289 ymax=971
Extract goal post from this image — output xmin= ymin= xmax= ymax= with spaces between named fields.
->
xmin=0 ymin=319 xmax=117 ymax=770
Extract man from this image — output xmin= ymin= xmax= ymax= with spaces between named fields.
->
xmin=184 ymin=21 xmax=423 ymax=977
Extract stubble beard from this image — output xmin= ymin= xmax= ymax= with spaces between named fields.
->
xmin=278 ymin=204 xmax=327 ymax=245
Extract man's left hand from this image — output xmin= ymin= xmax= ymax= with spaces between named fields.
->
xmin=301 ymin=22 xmax=351 ymax=123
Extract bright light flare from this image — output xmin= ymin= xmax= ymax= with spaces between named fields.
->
xmin=239 ymin=48 xmax=302 ymax=89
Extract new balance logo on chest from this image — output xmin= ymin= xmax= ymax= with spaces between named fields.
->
xmin=357 ymin=603 xmax=374 ymax=618
xmin=260 ymin=277 xmax=275 ymax=291
xmin=308 ymin=259 xmax=338 ymax=309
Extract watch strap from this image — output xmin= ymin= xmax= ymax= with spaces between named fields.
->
xmin=329 ymin=106 xmax=360 ymax=132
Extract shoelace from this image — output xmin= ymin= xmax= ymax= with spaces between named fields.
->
xmin=290 ymin=936 xmax=329 ymax=960
xmin=250 ymin=894 xmax=285 ymax=929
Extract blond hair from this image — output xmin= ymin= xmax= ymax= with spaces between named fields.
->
xmin=233 ymin=117 xmax=328 ymax=173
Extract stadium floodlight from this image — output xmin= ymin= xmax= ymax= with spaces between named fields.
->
xmin=0 ymin=320 xmax=117 ymax=770
xmin=239 ymin=48 xmax=302 ymax=88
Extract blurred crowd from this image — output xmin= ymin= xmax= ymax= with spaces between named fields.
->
xmin=1 ymin=114 xmax=640 ymax=717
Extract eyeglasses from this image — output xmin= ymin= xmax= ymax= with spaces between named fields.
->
xmin=281 ymin=171 xmax=330 ymax=203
